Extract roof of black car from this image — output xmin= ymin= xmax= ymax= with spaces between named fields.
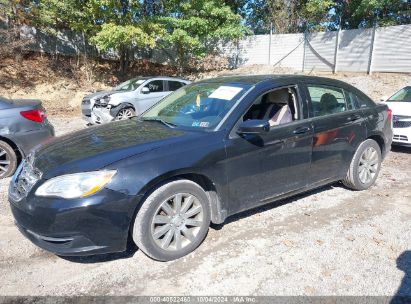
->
xmin=197 ymin=74 xmax=329 ymax=85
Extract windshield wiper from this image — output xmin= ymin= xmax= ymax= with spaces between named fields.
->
xmin=142 ymin=117 xmax=177 ymax=128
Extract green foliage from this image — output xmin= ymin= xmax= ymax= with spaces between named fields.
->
xmin=247 ymin=0 xmax=410 ymax=33
xmin=90 ymin=22 xmax=163 ymax=51
xmin=301 ymin=0 xmax=335 ymax=31
xmin=338 ymin=0 xmax=411 ymax=29
xmin=159 ymin=0 xmax=247 ymax=70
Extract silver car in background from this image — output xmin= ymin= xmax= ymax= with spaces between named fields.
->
xmin=0 ymin=97 xmax=54 ymax=178
xmin=82 ymin=76 xmax=190 ymax=125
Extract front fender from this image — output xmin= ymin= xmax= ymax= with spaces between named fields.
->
xmin=103 ymin=134 xmax=229 ymax=224
xmin=110 ymin=103 xmax=136 ymax=117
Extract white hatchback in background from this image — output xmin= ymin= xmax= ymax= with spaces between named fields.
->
xmin=382 ymin=86 xmax=411 ymax=147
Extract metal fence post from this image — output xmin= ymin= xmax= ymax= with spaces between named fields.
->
xmin=333 ymin=28 xmax=341 ymax=74
xmin=367 ymin=23 xmax=377 ymax=75
xmin=268 ymin=22 xmax=273 ymax=65
xmin=302 ymin=31 xmax=307 ymax=72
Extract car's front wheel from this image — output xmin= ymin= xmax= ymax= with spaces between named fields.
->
xmin=342 ymin=139 xmax=382 ymax=190
xmin=116 ymin=107 xmax=136 ymax=120
xmin=132 ymin=179 xmax=211 ymax=261
xmin=0 ymin=140 xmax=17 ymax=179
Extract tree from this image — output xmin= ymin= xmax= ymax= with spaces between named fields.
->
xmin=26 ymin=0 xmax=166 ymax=73
xmin=243 ymin=0 xmax=410 ymax=34
xmin=242 ymin=0 xmax=270 ymax=34
xmin=0 ymin=0 xmax=35 ymax=59
xmin=159 ymin=0 xmax=247 ymax=73
xmin=243 ymin=0 xmax=307 ymax=34
xmin=336 ymin=0 xmax=411 ymax=29
xmin=300 ymin=0 xmax=334 ymax=31
xmin=91 ymin=21 xmax=164 ymax=73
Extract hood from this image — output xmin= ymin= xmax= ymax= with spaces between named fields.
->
xmin=33 ymin=119 xmax=193 ymax=179
xmin=85 ymin=90 xmax=129 ymax=100
xmin=384 ymin=101 xmax=411 ymax=117
xmin=85 ymin=90 xmax=115 ymax=100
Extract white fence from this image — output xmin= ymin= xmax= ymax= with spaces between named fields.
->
xmin=6 ymin=23 xmax=411 ymax=73
xmin=228 ymin=24 xmax=411 ymax=73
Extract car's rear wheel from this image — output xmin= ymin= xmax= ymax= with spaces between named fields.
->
xmin=132 ymin=179 xmax=211 ymax=261
xmin=116 ymin=108 xmax=135 ymax=120
xmin=342 ymin=139 xmax=382 ymax=190
xmin=0 ymin=141 xmax=17 ymax=179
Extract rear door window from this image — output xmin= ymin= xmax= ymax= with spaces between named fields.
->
xmin=168 ymin=81 xmax=185 ymax=91
xmin=346 ymin=91 xmax=375 ymax=108
xmin=307 ymin=85 xmax=347 ymax=117
xmin=344 ymin=90 xmax=357 ymax=110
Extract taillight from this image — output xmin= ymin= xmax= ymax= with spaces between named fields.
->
xmin=387 ymin=108 xmax=393 ymax=121
xmin=20 ymin=109 xmax=46 ymax=123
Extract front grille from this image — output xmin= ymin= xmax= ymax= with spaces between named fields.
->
xmin=393 ymin=120 xmax=411 ymax=128
xmin=393 ymin=135 xmax=409 ymax=142
xmin=94 ymin=101 xmax=108 ymax=107
xmin=9 ymin=157 xmax=42 ymax=202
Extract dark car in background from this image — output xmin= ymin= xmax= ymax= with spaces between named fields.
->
xmin=9 ymin=75 xmax=392 ymax=261
xmin=0 ymin=97 xmax=54 ymax=178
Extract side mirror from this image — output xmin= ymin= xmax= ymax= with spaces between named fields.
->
xmin=237 ymin=119 xmax=270 ymax=135
xmin=380 ymin=96 xmax=388 ymax=102
xmin=141 ymin=87 xmax=150 ymax=94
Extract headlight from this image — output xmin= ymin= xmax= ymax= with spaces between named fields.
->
xmin=100 ymin=95 xmax=111 ymax=105
xmin=35 ymin=170 xmax=116 ymax=199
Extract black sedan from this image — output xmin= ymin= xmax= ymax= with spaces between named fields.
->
xmin=0 ymin=97 xmax=54 ymax=178
xmin=9 ymin=75 xmax=392 ymax=261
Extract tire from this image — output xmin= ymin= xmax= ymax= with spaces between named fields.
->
xmin=342 ymin=139 xmax=382 ymax=191
xmin=115 ymin=107 xmax=136 ymax=120
xmin=132 ymin=179 xmax=211 ymax=261
xmin=0 ymin=140 xmax=18 ymax=179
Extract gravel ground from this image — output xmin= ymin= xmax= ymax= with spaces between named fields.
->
xmin=0 ymin=116 xmax=410 ymax=296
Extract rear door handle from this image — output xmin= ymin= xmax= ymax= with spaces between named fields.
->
xmin=347 ymin=114 xmax=361 ymax=122
xmin=293 ymin=126 xmax=311 ymax=135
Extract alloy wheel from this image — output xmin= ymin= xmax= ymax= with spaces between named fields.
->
xmin=0 ymin=147 xmax=11 ymax=178
xmin=116 ymin=108 xmax=134 ymax=120
xmin=358 ymin=146 xmax=379 ymax=184
xmin=151 ymin=193 xmax=204 ymax=251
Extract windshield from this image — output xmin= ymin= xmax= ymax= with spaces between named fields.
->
xmin=115 ymin=78 xmax=147 ymax=91
xmin=387 ymin=87 xmax=411 ymax=102
xmin=142 ymin=82 xmax=251 ymax=130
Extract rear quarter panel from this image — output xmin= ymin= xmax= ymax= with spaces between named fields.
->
xmin=0 ymin=106 xmax=53 ymax=154
xmin=361 ymin=103 xmax=393 ymax=157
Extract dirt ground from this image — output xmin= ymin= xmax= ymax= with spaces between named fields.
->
xmin=0 ymin=116 xmax=410 ymax=296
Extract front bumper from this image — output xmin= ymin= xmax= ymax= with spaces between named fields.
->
xmin=82 ymin=114 xmax=95 ymax=125
xmin=9 ymin=187 xmax=142 ymax=256
xmin=392 ymin=126 xmax=411 ymax=147
xmin=90 ymin=106 xmax=115 ymax=125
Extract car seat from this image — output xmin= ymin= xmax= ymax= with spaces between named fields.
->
xmin=320 ymin=93 xmax=340 ymax=115
xmin=260 ymin=89 xmax=293 ymax=126
xmin=260 ymin=89 xmax=289 ymax=120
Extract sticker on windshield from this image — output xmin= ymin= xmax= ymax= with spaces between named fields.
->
xmin=192 ymin=121 xmax=210 ymax=128
xmin=208 ymin=86 xmax=243 ymax=100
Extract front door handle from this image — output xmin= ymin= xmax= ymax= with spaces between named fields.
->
xmin=293 ymin=126 xmax=311 ymax=135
